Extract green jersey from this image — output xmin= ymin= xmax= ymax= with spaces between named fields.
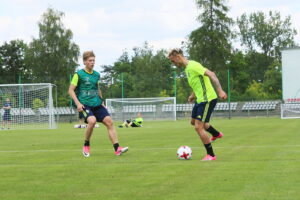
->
xmin=71 ymin=69 xmax=102 ymax=107
xmin=133 ymin=117 xmax=143 ymax=126
xmin=185 ymin=60 xmax=217 ymax=103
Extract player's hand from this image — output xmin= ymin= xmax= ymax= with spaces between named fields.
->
xmin=218 ymin=90 xmax=227 ymax=100
xmin=188 ymin=95 xmax=195 ymax=103
xmin=77 ymin=103 xmax=84 ymax=112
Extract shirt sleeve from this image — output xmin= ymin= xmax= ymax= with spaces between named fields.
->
xmin=70 ymin=74 xmax=79 ymax=86
xmin=193 ymin=62 xmax=207 ymax=76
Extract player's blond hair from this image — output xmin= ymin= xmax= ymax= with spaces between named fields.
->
xmin=168 ymin=48 xmax=184 ymax=57
xmin=83 ymin=51 xmax=95 ymax=61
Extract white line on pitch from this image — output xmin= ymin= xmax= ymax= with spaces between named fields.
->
xmin=0 ymin=144 xmax=300 ymax=153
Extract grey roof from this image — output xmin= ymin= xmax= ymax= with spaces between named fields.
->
xmin=281 ymin=46 xmax=300 ymax=51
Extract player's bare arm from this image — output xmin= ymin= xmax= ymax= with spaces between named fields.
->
xmin=205 ymin=69 xmax=227 ymax=100
xmin=68 ymin=84 xmax=84 ymax=111
xmin=188 ymin=92 xmax=195 ymax=103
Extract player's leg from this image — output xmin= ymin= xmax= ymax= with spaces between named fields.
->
xmin=102 ymin=116 xmax=118 ymax=143
xmin=81 ymin=106 xmax=95 ymax=157
xmin=128 ymin=121 xmax=133 ymax=127
xmin=194 ymin=120 xmax=215 ymax=160
xmin=82 ymin=116 xmax=96 ymax=157
xmin=96 ymin=105 xmax=128 ymax=155
xmin=118 ymin=120 xmax=128 ymax=128
xmin=3 ymin=114 xmax=9 ymax=129
xmin=125 ymin=120 xmax=131 ymax=127
xmin=194 ymin=120 xmax=210 ymax=143
xmin=102 ymin=116 xmax=129 ymax=155
xmin=130 ymin=122 xmax=140 ymax=127
xmin=203 ymin=99 xmax=223 ymax=142
xmin=1 ymin=120 xmax=4 ymax=129
xmin=85 ymin=116 xmax=96 ymax=141
xmin=190 ymin=118 xmax=195 ymax=126
xmin=192 ymin=102 xmax=216 ymax=161
xmin=205 ymin=122 xmax=223 ymax=142
xmin=118 ymin=121 xmax=124 ymax=128
xmin=7 ymin=119 xmax=11 ymax=129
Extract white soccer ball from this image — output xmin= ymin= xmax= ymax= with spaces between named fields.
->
xmin=177 ymin=146 xmax=192 ymax=160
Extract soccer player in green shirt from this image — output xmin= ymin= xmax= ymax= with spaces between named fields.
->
xmin=118 ymin=112 xmax=143 ymax=128
xmin=69 ymin=51 xmax=128 ymax=157
xmin=168 ymin=49 xmax=227 ymax=161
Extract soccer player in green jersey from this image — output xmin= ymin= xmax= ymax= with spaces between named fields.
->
xmin=118 ymin=112 xmax=143 ymax=128
xmin=168 ymin=49 xmax=227 ymax=161
xmin=69 ymin=51 xmax=128 ymax=157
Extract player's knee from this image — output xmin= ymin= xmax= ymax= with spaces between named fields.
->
xmin=204 ymin=123 xmax=210 ymax=130
xmin=104 ymin=118 xmax=114 ymax=127
xmin=194 ymin=122 xmax=204 ymax=132
xmin=87 ymin=117 xmax=96 ymax=125
xmin=108 ymin=121 xmax=114 ymax=127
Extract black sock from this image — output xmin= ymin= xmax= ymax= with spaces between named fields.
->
xmin=204 ymin=143 xmax=215 ymax=157
xmin=84 ymin=140 xmax=90 ymax=146
xmin=113 ymin=143 xmax=119 ymax=151
xmin=206 ymin=125 xmax=220 ymax=137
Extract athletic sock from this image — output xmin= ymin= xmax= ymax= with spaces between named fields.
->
xmin=204 ymin=143 xmax=215 ymax=157
xmin=84 ymin=140 xmax=90 ymax=146
xmin=206 ymin=125 xmax=220 ymax=137
xmin=113 ymin=143 xmax=120 ymax=151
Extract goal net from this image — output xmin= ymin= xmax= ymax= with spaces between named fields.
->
xmin=106 ymin=97 xmax=176 ymax=121
xmin=0 ymin=83 xmax=57 ymax=130
xmin=281 ymin=99 xmax=300 ymax=119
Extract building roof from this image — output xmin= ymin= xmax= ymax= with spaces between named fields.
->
xmin=281 ymin=46 xmax=300 ymax=51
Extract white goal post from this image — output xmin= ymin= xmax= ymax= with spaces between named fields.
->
xmin=106 ymin=97 xmax=176 ymax=121
xmin=0 ymin=83 xmax=57 ymax=130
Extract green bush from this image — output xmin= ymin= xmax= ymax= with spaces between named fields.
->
xmin=32 ymin=98 xmax=44 ymax=109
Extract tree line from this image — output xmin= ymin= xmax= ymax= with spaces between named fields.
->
xmin=0 ymin=1 xmax=298 ymax=106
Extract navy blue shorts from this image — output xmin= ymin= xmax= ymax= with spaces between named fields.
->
xmin=191 ymin=99 xmax=217 ymax=122
xmin=81 ymin=105 xmax=110 ymax=123
xmin=78 ymin=112 xmax=84 ymax=119
xmin=3 ymin=113 xmax=11 ymax=121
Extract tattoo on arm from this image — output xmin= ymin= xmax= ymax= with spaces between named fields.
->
xmin=210 ymin=73 xmax=223 ymax=92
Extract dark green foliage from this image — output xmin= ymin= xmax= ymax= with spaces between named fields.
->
xmin=188 ymin=0 xmax=233 ymax=87
xmin=0 ymin=40 xmax=28 ymax=84
xmin=234 ymin=11 xmax=297 ymax=100
xmin=237 ymin=11 xmax=297 ymax=58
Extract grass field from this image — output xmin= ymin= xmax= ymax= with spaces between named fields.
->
xmin=0 ymin=117 xmax=300 ymax=200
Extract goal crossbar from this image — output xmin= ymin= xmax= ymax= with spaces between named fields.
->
xmin=106 ymin=97 xmax=176 ymax=121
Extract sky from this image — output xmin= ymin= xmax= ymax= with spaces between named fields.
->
xmin=1 ymin=0 xmax=300 ymax=71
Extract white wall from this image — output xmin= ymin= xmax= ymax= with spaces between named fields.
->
xmin=281 ymin=48 xmax=300 ymax=101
